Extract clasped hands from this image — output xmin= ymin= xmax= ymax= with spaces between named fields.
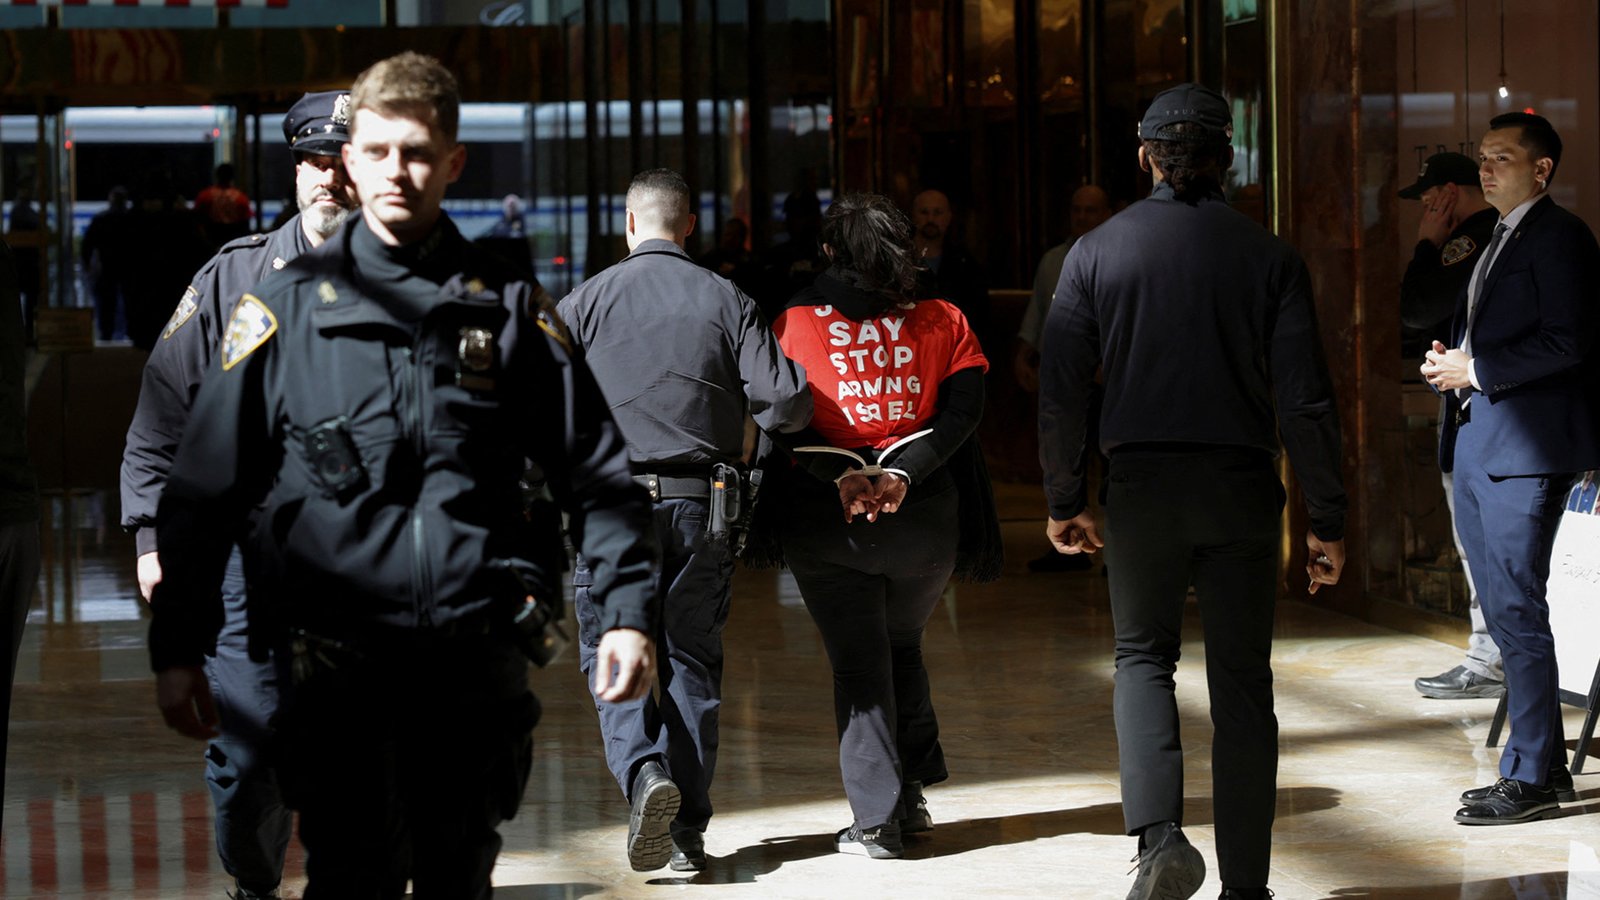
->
xmin=838 ymin=471 xmax=908 ymax=523
xmin=1420 ymin=340 xmax=1472 ymax=391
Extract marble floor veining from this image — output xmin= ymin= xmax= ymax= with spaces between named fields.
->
xmin=4 ymin=488 xmax=1598 ymax=899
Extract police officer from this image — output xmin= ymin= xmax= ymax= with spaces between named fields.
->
xmin=1039 ymin=84 xmax=1347 ymax=900
xmin=557 ymin=168 xmax=812 ymax=873
xmin=1397 ymin=152 xmax=1506 ymax=701
xmin=148 ymin=53 xmax=658 ymax=898
xmin=120 ymin=90 xmax=358 ymax=900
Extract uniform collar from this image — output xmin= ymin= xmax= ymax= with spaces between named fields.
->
xmin=628 ymin=238 xmax=691 ymax=260
xmin=317 ymin=216 xmax=484 ymax=329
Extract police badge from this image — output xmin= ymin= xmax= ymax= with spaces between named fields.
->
xmin=161 ymin=287 xmax=201 ymax=340
xmin=1441 ymin=235 xmax=1477 ymax=266
xmin=457 ymin=326 xmax=498 ymax=391
xmin=222 ymin=295 xmax=278 ymax=371
xmin=332 ymin=93 xmax=351 ymax=126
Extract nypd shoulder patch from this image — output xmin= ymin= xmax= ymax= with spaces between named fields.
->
xmin=160 ymin=287 xmax=200 ymax=340
xmin=222 ymin=295 xmax=279 ymax=371
xmin=1441 ymin=235 xmax=1476 ymax=266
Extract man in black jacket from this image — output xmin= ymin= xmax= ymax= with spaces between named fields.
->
xmin=0 ymin=237 xmax=40 ymax=834
xmin=558 ymin=168 xmax=812 ymax=873
xmin=149 ymin=53 xmax=658 ymax=898
xmin=1038 ymin=84 xmax=1347 ymax=900
xmin=121 ymin=90 xmax=358 ymax=900
xmin=1397 ymin=152 xmax=1506 ymax=702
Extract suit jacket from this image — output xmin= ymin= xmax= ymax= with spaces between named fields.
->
xmin=1438 ymin=195 xmax=1600 ymax=476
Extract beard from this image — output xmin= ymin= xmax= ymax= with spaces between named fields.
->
xmin=299 ymin=190 xmax=355 ymax=239
xmin=918 ymin=222 xmax=943 ymax=240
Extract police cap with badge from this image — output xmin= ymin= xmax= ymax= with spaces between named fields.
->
xmin=283 ymin=90 xmax=351 ymax=157
xmin=1398 ymin=152 xmax=1479 ymax=199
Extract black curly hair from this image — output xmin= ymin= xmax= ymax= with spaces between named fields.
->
xmin=819 ymin=193 xmax=919 ymax=302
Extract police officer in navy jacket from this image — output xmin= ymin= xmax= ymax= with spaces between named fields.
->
xmin=121 ymin=90 xmax=358 ymax=900
xmin=149 ymin=54 xmax=657 ymax=897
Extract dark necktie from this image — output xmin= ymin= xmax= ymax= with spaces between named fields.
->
xmin=1465 ymin=223 xmax=1509 ymax=351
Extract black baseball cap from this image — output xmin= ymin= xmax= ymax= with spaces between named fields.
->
xmin=1397 ymin=152 xmax=1479 ymax=199
xmin=1138 ymin=83 xmax=1233 ymax=143
xmin=283 ymin=90 xmax=351 ymax=157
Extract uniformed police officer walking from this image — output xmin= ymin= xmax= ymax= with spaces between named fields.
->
xmin=1038 ymin=84 xmax=1347 ymax=900
xmin=148 ymin=53 xmax=659 ymax=899
xmin=1396 ymin=152 xmax=1506 ymax=701
xmin=557 ymin=168 xmax=813 ymax=873
xmin=121 ymin=90 xmax=358 ymax=900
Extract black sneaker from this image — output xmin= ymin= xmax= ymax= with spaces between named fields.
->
xmin=1219 ymin=889 xmax=1274 ymax=899
xmin=898 ymin=781 xmax=932 ymax=834
xmin=1413 ymin=664 xmax=1505 ymax=699
xmin=1461 ymin=765 xmax=1577 ymax=803
xmin=835 ymin=823 xmax=904 ymax=859
xmin=228 ymin=886 xmax=282 ymax=900
xmin=1126 ymin=822 xmax=1204 ymax=900
xmin=627 ymin=761 xmax=681 ymax=871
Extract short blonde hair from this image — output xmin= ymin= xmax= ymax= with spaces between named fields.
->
xmin=350 ymin=51 xmax=460 ymax=142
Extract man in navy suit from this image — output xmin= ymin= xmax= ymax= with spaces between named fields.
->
xmin=1422 ymin=111 xmax=1600 ymax=825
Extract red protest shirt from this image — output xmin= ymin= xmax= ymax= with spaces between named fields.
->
xmin=775 ymin=298 xmax=988 ymax=451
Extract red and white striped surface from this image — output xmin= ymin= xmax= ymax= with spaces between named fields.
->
xmin=7 ymin=1 xmax=289 ymax=8
xmin=1 ymin=792 xmax=305 ymax=896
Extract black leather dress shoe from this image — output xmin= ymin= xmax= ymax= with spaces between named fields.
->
xmin=1462 ymin=765 xmax=1577 ymax=804
xmin=1414 ymin=664 xmax=1505 ymax=699
xmin=670 ymin=831 xmax=707 ymax=872
xmin=627 ymin=761 xmax=681 ymax=871
xmin=1454 ymin=778 xmax=1559 ymax=825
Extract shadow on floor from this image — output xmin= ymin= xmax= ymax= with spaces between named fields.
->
xmin=1321 ymin=870 xmax=1573 ymax=899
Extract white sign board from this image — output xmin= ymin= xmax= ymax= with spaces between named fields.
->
xmin=1548 ymin=509 xmax=1600 ymax=701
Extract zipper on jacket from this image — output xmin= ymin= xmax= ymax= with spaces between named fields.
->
xmin=401 ymin=341 xmax=436 ymax=628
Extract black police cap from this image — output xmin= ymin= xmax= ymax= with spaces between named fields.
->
xmin=1397 ymin=152 xmax=1479 ymax=199
xmin=283 ymin=90 xmax=351 ymax=157
xmin=1138 ymin=83 xmax=1233 ymax=144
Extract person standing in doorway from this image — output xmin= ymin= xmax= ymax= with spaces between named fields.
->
xmin=1397 ymin=152 xmax=1505 ymax=701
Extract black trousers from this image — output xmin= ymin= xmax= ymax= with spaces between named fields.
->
xmin=1102 ymin=448 xmax=1283 ymax=889
xmin=782 ymin=477 xmax=956 ymax=830
xmin=576 ymin=497 xmax=734 ymax=838
xmin=273 ymin=628 xmax=538 ymax=900
xmin=0 ymin=520 xmax=40 ymax=833
xmin=204 ymin=546 xmax=291 ymax=894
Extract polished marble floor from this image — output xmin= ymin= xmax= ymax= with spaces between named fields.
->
xmin=4 ymin=487 xmax=1598 ymax=899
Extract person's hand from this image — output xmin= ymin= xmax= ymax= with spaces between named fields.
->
xmin=1013 ymin=344 xmax=1041 ymax=393
xmin=1418 ymin=183 xmax=1457 ymax=247
xmin=156 ymin=666 xmax=219 ymax=740
xmin=1046 ymin=512 xmax=1103 ymax=555
xmin=868 ymin=473 xmax=908 ymax=521
xmin=593 ymin=628 xmax=655 ymax=703
xmin=1306 ymin=533 xmax=1345 ymax=595
xmin=1421 ymin=340 xmax=1473 ymax=391
xmin=839 ymin=472 xmax=877 ymax=523
xmin=137 ymin=551 xmax=162 ymax=603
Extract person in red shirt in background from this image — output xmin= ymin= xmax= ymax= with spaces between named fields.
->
xmin=767 ymin=192 xmax=999 ymax=861
xmin=194 ymin=163 xmax=254 ymax=249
